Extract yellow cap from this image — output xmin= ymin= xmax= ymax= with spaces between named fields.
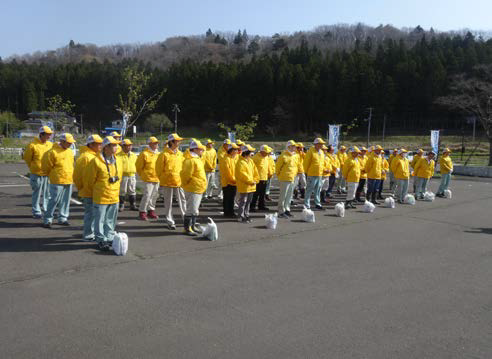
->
xmin=443 ymin=148 xmax=451 ymax=153
xmin=260 ymin=145 xmax=272 ymax=153
xmin=189 ymin=139 xmax=206 ymax=150
xmin=360 ymin=146 xmax=367 ymax=151
xmin=375 ymin=145 xmax=383 ymax=150
xmin=110 ymin=131 xmax=121 ymax=137
xmin=86 ymin=134 xmax=103 ymax=144
xmin=147 ymin=136 xmax=159 ymax=144
xmin=314 ymin=138 xmax=326 ymax=144
xmin=102 ymin=136 xmax=121 ymax=146
xmin=223 ymin=139 xmax=231 ymax=145
xmin=122 ymin=139 xmax=133 ymax=145
xmin=296 ymin=142 xmax=304 ymax=148
xmin=340 ymin=145 xmax=346 ymax=150
xmin=236 ymin=139 xmax=245 ymax=146
xmin=350 ymin=146 xmax=361 ymax=153
xmin=322 ymin=144 xmax=328 ymax=150
xmin=228 ymin=143 xmax=239 ymax=150
xmin=287 ymin=140 xmax=297 ymax=147
xmin=399 ymin=148 xmax=408 ymax=153
xmin=59 ymin=133 xmax=76 ymax=144
xmin=206 ymin=139 xmax=215 ymax=144
xmin=417 ymin=148 xmax=424 ymax=154
xmin=39 ymin=126 xmax=53 ymax=134
xmin=241 ymin=144 xmax=256 ymax=152
xmin=168 ymin=133 xmax=184 ymax=142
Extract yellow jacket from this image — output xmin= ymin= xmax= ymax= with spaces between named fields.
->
xmin=414 ymin=157 xmax=435 ymax=179
xmin=268 ymin=156 xmax=275 ymax=178
xmin=180 ymin=154 xmax=207 ymax=194
xmin=365 ymin=153 xmax=383 ymax=180
xmin=297 ymin=151 xmax=305 ymax=174
xmin=276 ymin=150 xmax=299 ymax=182
xmin=342 ymin=156 xmax=361 ymax=183
xmin=41 ymin=143 xmax=74 ymax=185
xmin=440 ymin=155 xmax=453 ymax=174
xmin=381 ymin=158 xmax=390 ymax=180
xmin=219 ymin=154 xmax=237 ymax=187
xmin=136 ymin=148 xmax=159 ymax=183
xmin=337 ymin=151 xmax=348 ymax=169
xmin=323 ymin=153 xmax=333 ymax=176
xmin=203 ymin=147 xmax=217 ymax=172
xmin=156 ymin=147 xmax=184 ymax=187
xmin=327 ymin=153 xmax=339 ymax=175
xmin=235 ymin=156 xmax=259 ymax=193
xmin=391 ymin=156 xmax=410 ymax=179
xmin=410 ymin=154 xmax=423 ymax=169
xmin=253 ymin=153 xmax=271 ymax=181
xmin=117 ymin=151 xmax=137 ymax=176
xmin=84 ymin=154 xmax=123 ymax=205
xmin=388 ymin=154 xmax=396 ymax=172
xmin=303 ymin=147 xmax=325 ymax=176
xmin=23 ymin=138 xmax=53 ymax=176
xmin=358 ymin=155 xmax=368 ymax=179
xmin=78 ymin=145 xmax=89 ymax=157
xmin=73 ymin=147 xmax=99 ymax=198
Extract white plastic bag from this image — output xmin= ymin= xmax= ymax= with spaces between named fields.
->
xmin=384 ymin=197 xmax=395 ymax=208
xmin=301 ymin=208 xmax=315 ymax=223
xmin=363 ymin=201 xmax=375 ymax=213
xmin=334 ymin=202 xmax=345 ymax=217
xmin=404 ymin=194 xmax=416 ymax=205
xmin=200 ymin=217 xmax=218 ymax=241
xmin=265 ymin=213 xmax=278 ymax=229
xmin=112 ymin=232 xmax=128 ymax=256
xmin=444 ymin=189 xmax=452 ymax=199
xmin=423 ymin=191 xmax=435 ymax=202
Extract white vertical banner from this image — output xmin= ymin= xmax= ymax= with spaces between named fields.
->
xmin=121 ymin=112 xmax=129 ymax=138
xmin=430 ymin=130 xmax=440 ymax=155
xmin=228 ymin=132 xmax=236 ymax=143
xmin=328 ymin=125 xmax=341 ymax=153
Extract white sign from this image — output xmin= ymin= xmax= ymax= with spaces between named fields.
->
xmin=328 ymin=125 xmax=341 ymax=153
xmin=228 ymin=132 xmax=236 ymax=143
xmin=430 ymin=130 xmax=440 ymax=155
xmin=133 ymin=125 xmax=137 ymax=134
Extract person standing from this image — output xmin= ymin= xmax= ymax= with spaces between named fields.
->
xmin=251 ymin=145 xmax=273 ymax=211
xmin=23 ymin=126 xmax=53 ymax=218
xmin=216 ymin=139 xmax=232 ymax=200
xmin=391 ymin=149 xmax=410 ymax=203
xmin=378 ymin=150 xmax=390 ymax=200
xmin=73 ymin=134 xmax=103 ymax=241
xmin=303 ymin=138 xmax=326 ymax=210
xmin=109 ymin=131 xmax=123 ymax=154
xmin=136 ymin=136 xmax=160 ymax=220
xmin=276 ymin=141 xmax=300 ymax=218
xmin=85 ymin=136 xmax=123 ymax=251
xmin=320 ymin=145 xmax=333 ymax=204
xmin=219 ymin=143 xmax=239 ymax=217
xmin=355 ymin=147 xmax=368 ymax=203
xmin=117 ymin=139 xmax=138 ymax=211
xmin=264 ymin=151 xmax=276 ymax=202
xmin=388 ymin=148 xmax=398 ymax=192
xmin=342 ymin=147 xmax=361 ymax=209
xmin=436 ymin=148 xmax=454 ymax=198
xmin=410 ymin=149 xmax=424 ymax=193
xmin=180 ymin=139 xmax=207 ymax=236
xmin=336 ymin=145 xmax=348 ymax=194
xmin=203 ymin=139 xmax=218 ymax=199
xmin=293 ymin=143 xmax=306 ymax=199
xmin=414 ymin=151 xmax=435 ymax=199
xmin=235 ymin=144 xmax=259 ymax=223
xmin=325 ymin=145 xmax=339 ymax=199
xmin=365 ymin=145 xmax=384 ymax=204
xmin=41 ymin=133 xmax=76 ymax=228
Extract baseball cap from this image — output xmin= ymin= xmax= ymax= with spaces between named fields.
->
xmin=168 ymin=133 xmax=184 ymax=142
xmin=236 ymin=139 xmax=245 ymax=146
xmin=86 ymin=134 xmax=103 ymax=145
xmin=206 ymin=139 xmax=215 ymax=144
xmin=241 ymin=144 xmax=256 ymax=152
xmin=223 ymin=139 xmax=232 ymax=145
xmin=339 ymin=145 xmax=346 ymax=150
xmin=228 ymin=143 xmax=239 ymax=150
xmin=314 ymin=138 xmax=326 ymax=144
xmin=110 ymin=131 xmax=121 ymax=137
xmin=39 ymin=126 xmax=53 ymax=134
xmin=260 ymin=145 xmax=272 ymax=153
xmin=296 ymin=142 xmax=304 ymax=148
xmin=102 ymin=136 xmax=121 ymax=147
xmin=350 ymin=146 xmax=361 ymax=153
xmin=443 ymin=148 xmax=452 ymax=153
xmin=189 ymin=139 xmax=206 ymax=150
xmin=147 ymin=136 xmax=159 ymax=144
xmin=287 ymin=140 xmax=297 ymax=147
xmin=122 ymin=139 xmax=133 ymax=145
xmin=59 ymin=133 xmax=76 ymax=144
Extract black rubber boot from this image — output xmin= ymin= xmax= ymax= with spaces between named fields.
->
xmin=371 ymin=192 xmax=380 ymax=205
xmin=293 ymin=188 xmax=299 ymax=199
xmin=118 ymin=196 xmax=125 ymax=212
xmin=300 ymin=188 xmax=305 ymax=199
xmin=191 ymin=216 xmax=202 ymax=234
xmin=356 ymin=191 xmax=364 ymax=203
xmin=129 ymin=195 xmax=138 ymax=211
xmin=345 ymin=200 xmax=352 ymax=209
xmin=320 ymin=190 xmax=327 ymax=203
xmin=377 ymin=191 xmax=384 ymax=200
xmin=184 ymin=216 xmax=197 ymax=236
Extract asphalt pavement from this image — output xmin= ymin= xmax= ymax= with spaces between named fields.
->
xmin=0 ymin=163 xmax=491 ymax=359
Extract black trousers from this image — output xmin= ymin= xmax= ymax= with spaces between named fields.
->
xmin=251 ymin=180 xmax=267 ymax=209
xmin=378 ymin=179 xmax=385 ymax=193
xmin=327 ymin=175 xmax=337 ymax=194
xmin=356 ymin=179 xmax=366 ymax=196
xmin=222 ymin=185 xmax=237 ymax=216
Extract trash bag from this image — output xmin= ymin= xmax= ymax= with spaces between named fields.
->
xmin=200 ymin=217 xmax=218 ymax=241
xmin=423 ymin=191 xmax=435 ymax=202
xmin=334 ymin=202 xmax=345 ymax=217
xmin=444 ymin=189 xmax=452 ymax=199
xmin=301 ymin=207 xmax=315 ymax=223
xmin=404 ymin=194 xmax=416 ymax=205
xmin=265 ymin=213 xmax=278 ymax=230
xmin=112 ymin=232 xmax=128 ymax=256
xmin=384 ymin=197 xmax=395 ymax=208
xmin=363 ymin=201 xmax=376 ymax=213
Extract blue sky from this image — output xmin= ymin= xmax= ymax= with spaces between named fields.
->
xmin=2 ymin=0 xmax=491 ymax=58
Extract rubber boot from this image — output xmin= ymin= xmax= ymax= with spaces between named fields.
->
xmin=139 ymin=211 xmax=148 ymax=221
xmin=119 ymin=196 xmax=125 ymax=212
xmin=293 ymin=188 xmax=299 ymax=200
xmin=372 ymin=192 xmax=380 ymax=205
xmin=129 ymin=195 xmax=139 ymax=211
xmin=191 ymin=216 xmax=202 ymax=234
xmin=355 ymin=191 xmax=364 ymax=203
xmin=300 ymin=188 xmax=305 ymax=199
xmin=184 ymin=216 xmax=198 ymax=236
xmin=377 ymin=190 xmax=384 ymax=200
xmin=345 ymin=200 xmax=352 ymax=209
xmin=320 ymin=190 xmax=327 ymax=203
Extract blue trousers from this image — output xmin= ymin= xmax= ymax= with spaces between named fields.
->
xmin=366 ymin=179 xmax=381 ymax=194
xmin=415 ymin=177 xmax=429 ymax=198
xmin=83 ymin=198 xmax=95 ymax=240
xmin=44 ymin=184 xmax=72 ymax=224
xmin=396 ymin=179 xmax=409 ymax=202
xmin=30 ymin=174 xmax=49 ymax=216
xmin=437 ymin=173 xmax=451 ymax=194
xmin=304 ymin=176 xmax=322 ymax=208
xmin=94 ymin=203 xmax=118 ymax=244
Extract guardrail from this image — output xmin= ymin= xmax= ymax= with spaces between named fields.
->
xmin=0 ymin=148 xmax=23 ymax=156
xmin=453 ymin=165 xmax=492 ymax=178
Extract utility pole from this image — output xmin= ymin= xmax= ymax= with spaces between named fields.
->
xmin=172 ymin=104 xmax=180 ymax=133
xmin=366 ymin=107 xmax=373 ymax=148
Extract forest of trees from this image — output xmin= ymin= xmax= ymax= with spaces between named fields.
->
xmin=1 ymin=24 xmax=492 ymax=137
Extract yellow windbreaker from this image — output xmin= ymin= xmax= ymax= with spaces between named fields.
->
xmin=276 ymin=150 xmax=300 ymax=182
xmin=78 ymin=145 xmax=89 ymax=157
xmin=73 ymin=147 xmax=99 ymax=198
xmin=440 ymin=155 xmax=453 ymax=174
xmin=342 ymin=156 xmax=361 ymax=183
xmin=414 ymin=157 xmax=435 ymax=179
xmin=155 ymin=147 xmax=184 ymax=187
xmin=117 ymin=151 xmax=137 ymax=176
xmin=337 ymin=151 xmax=348 ymax=170
xmin=323 ymin=153 xmax=333 ymax=176
xmin=180 ymin=154 xmax=207 ymax=194
xmin=136 ymin=148 xmax=159 ymax=183
xmin=297 ymin=151 xmax=305 ymax=174
xmin=23 ymin=138 xmax=53 ymax=176
xmin=219 ymin=154 xmax=237 ymax=187
xmin=410 ymin=154 xmax=423 ymax=169
xmin=203 ymin=147 xmax=217 ymax=173
xmin=358 ymin=155 xmax=368 ymax=179
xmin=365 ymin=153 xmax=383 ymax=180
xmin=327 ymin=153 xmax=339 ymax=175
xmin=235 ymin=156 xmax=259 ymax=193
xmin=381 ymin=158 xmax=390 ymax=180
xmin=253 ymin=153 xmax=270 ymax=181
xmin=391 ymin=156 xmax=410 ymax=179
xmin=303 ymin=147 xmax=325 ymax=176
xmin=84 ymin=154 xmax=123 ymax=205
xmin=268 ymin=156 xmax=275 ymax=178
xmin=41 ymin=143 xmax=74 ymax=185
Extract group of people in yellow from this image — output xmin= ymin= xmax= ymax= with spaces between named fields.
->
xmin=24 ymin=127 xmax=454 ymax=251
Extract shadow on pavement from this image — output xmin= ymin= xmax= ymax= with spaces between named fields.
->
xmin=464 ymin=228 xmax=492 ymax=235
xmin=0 ymin=237 xmax=93 ymax=252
